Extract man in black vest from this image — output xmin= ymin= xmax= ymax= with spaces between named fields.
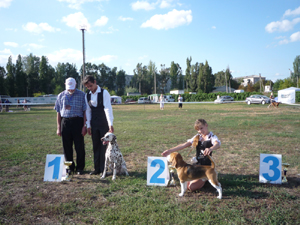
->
xmin=83 ymin=75 xmax=114 ymax=175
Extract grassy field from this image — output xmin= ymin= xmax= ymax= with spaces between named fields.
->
xmin=0 ymin=103 xmax=300 ymax=224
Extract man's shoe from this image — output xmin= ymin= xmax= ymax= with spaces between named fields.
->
xmin=89 ymin=170 xmax=100 ymax=175
xmin=77 ymin=170 xmax=84 ymax=175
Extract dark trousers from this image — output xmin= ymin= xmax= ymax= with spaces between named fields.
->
xmin=179 ymin=103 xmax=182 ymax=108
xmin=61 ymin=117 xmax=85 ymax=172
xmin=91 ymin=125 xmax=109 ymax=173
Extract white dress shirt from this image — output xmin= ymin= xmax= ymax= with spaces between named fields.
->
xmin=85 ymin=85 xmax=114 ymax=128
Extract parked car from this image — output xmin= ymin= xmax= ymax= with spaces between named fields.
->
xmin=138 ymin=97 xmax=151 ymax=104
xmin=214 ymin=95 xmax=234 ymax=103
xmin=125 ymin=98 xmax=136 ymax=104
xmin=245 ymin=95 xmax=270 ymax=105
xmin=164 ymin=95 xmax=175 ymax=102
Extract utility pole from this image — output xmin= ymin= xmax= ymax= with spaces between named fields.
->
xmin=154 ymin=70 xmax=156 ymax=94
xmin=80 ymin=26 xmax=86 ymax=91
xmin=224 ymin=70 xmax=227 ymax=93
xmin=259 ymin=73 xmax=261 ymax=93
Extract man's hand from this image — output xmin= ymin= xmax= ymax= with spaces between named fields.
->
xmin=81 ymin=126 xmax=87 ymax=136
xmin=57 ymin=128 xmax=61 ymax=136
xmin=87 ymin=127 xmax=92 ymax=135
xmin=109 ymin=126 xmax=114 ymax=133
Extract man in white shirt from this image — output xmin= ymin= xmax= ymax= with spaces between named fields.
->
xmin=83 ymin=75 xmax=114 ymax=175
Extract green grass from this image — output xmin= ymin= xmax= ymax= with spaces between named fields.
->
xmin=0 ymin=103 xmax=300 ymax=224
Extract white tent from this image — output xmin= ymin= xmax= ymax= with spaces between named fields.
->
xmin=111 ymin=95 xmax=122 ymax=104
xmin=278 ymin=87 xmax=300 ymax=104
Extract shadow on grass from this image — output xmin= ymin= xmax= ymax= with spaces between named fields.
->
xmin=70 ymin=171 xmax=147 ymax=184
xmin=218 ymin=173 xmax=300 ymax=199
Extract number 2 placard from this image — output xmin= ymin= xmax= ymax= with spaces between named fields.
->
xmin=147 ymin=157 xmax=169 ymax=186
xmin=259 ymin=153 xmax=282 ymax=184
xmin=44 ymin=154 xmax=65 ymax=182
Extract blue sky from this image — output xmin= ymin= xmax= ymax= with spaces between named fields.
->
xmin=1 ymin=0 xmax=300 ymax=81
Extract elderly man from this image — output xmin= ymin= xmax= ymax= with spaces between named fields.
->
xmin=55 ymin=77 xmax=87 ymax=175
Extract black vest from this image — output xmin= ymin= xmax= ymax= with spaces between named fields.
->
xmin=195 ymin=136 xmax=213 ymax=166
xmin=87 ymin=89 xmax=109 ymax=129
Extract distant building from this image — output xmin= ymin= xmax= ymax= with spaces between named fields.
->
xmin=212 ymin=86 xmax=236 ymax=93
xmin=170 ymin=90 xmax=184 ymax=94
xmin=233 ymin=75 xmax=266 ymax=86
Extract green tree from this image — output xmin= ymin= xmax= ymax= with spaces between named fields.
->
xmin=39 ymin=56 xmax=54 ymax=94
xmin=292 ymin=55 xmax=300 ymax=86
xmin=15 ymin=55 xmax=27 ymax=97
xmin=189 ymin=62 xmax=199 ymax=92
xmin=6 ymin=56 xmax=15 ymax=97
xmin=204 ymin=61 xmax=215 ymax=93
xmin=147 ymin=60 xmax=157 ymax=94
xmin=178 ymin=67 xmax=184 ymax=90
xmin=133 ymin=63 xmax=144 ymax=93
xmin=170 ymin=61 xmax=180 ymax=90
xmin=98 ymin=63 xmax=111 ymax=88
xmin=107 ymin=67 xmax=117 ymax=92
xmin=185 ymin=56 xmax=192 ymax=91
xmin=0 ymin=66 xmax=6 ymax=95
xmin=116 ymin=69 xmax=126 ymax=96
xmin=214 ymin=71 xmax=225 ymax=87
xmin=197 ymin=61 xmax=214 ymax=93
xmin=279 ymin=78 xmax=294 ymax=90
xmin=157 ymin=64 xmax=170 ymax=94
xmin=23 ymin=53 xmax=40 ymax=96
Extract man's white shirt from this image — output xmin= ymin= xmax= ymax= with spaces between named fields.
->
xmin=85 ymin=85 xmax=114 ymax=128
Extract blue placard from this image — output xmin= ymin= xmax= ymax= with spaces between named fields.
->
xmin=147 ymin=157 xmax=169 ymax=186
xmin=44 ymin=154 xmax=65 ymax=182
xmin=259 ymin=154 xmax=282 ymax=184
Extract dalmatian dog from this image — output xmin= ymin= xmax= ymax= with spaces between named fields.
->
xmin=100 ymin=132 xmax=129 ymax=180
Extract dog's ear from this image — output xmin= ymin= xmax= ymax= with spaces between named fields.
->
xmin=113 ymin=135 xmax=117 ymax=141
xmin=172 ymin=154 xmax=180 ymax=168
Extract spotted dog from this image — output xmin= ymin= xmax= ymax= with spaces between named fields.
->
xmin=100 ymin=132 xmax=129 ymax=180
xmin=167 ymin=152 xmax=222 ymax=199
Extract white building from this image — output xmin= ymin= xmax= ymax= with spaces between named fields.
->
xmin=234 ymin=75 xmax=266 ymax=86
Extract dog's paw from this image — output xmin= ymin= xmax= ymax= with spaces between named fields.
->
xmin=100 ymin=176 xmax=105 ymax=179
xmin=217 ymin=196 xmax=222 ymax=199
xmin=179 ymin=193 xmax=184 ymax=197
xmin=112 ymin=176 xmax=116 ymax=180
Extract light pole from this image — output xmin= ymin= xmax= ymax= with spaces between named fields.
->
xmin=80 ymin=25 xmax=86 ymax=91
xmin=223 ymin=70 xmax=227 ymax=93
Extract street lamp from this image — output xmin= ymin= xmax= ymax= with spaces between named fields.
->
xmin=80 ymin=25 xmax=87 ymax=91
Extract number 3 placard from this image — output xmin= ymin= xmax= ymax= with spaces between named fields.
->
xmin=147 ymin=157 xmax=169 ymax=186
xmin=259 ymin=153 xmax=282 ymax=184
xmin=44 ymin=154 xmax=65 ymax=182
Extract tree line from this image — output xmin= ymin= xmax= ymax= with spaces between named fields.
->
xmin=0 ymin=54 xmax=299 ymax=98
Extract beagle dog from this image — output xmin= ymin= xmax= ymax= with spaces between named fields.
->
xmin=167 ymin=152 xmax=222 ymax=199
xmin=270 ymin=101 xmax=280 ymax=108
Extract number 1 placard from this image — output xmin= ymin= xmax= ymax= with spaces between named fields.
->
xmin=44 ymin=154 xmax=65 ymax=182
xmin=147 ymin=157 xmax=169 ymax=186
xmin=259 ymin=153 xmax=282 ymax=184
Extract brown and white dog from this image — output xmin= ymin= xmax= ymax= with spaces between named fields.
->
xmin=167 ymin=152 xmax=222 ymax=199
xmin=270 ymin=101 xmax=280 ymax=108
xmin=100 ymin=132 xmax=129 ymax=180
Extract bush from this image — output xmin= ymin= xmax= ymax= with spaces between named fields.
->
xmin=119 ymin=91 xmax=265 ymax=102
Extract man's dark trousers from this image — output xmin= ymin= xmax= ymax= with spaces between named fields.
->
xmin=61 ymin=117 xmax=85 ymax=172
xmin=91 ymin=124 xmax=109 ymax=173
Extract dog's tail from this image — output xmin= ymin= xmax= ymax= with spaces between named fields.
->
xmin=201 ymin=150 xmax=216 ymax=169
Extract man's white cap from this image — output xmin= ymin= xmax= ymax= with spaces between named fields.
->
xmin=65 ymin=77 xmax=76 ymax=90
